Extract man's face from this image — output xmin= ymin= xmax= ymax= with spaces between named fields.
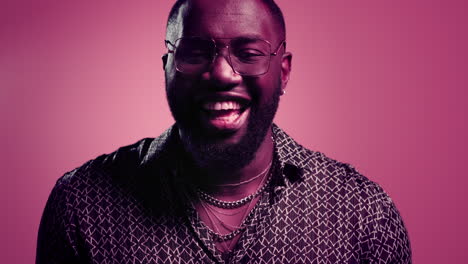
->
xmin=164 ymin=0 xmax=291 ymax=171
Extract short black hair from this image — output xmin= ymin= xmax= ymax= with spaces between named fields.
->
xmin=166 ymin=0 xmax=286 ymax=40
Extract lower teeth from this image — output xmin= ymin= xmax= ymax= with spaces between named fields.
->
xmin=215 ymin=112 xmax=238 ymax=123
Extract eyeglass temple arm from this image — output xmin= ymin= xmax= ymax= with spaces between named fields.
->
xmin=165 ymin=40 xmax=175 ymax=53
xmin=270 ymin=40 xmax=286 ymax=56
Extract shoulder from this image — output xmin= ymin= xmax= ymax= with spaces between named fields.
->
xmin=273 ymin=124 xmax=406 ymax=227
xmin=53 ymin=126 xmax=177 ymax=199
xmin=56 ymin=137 xmax=152 ymax=188
xmin=293 ymin=141 xmax=397 ymax=219
xmin=273 ymin=124 xmax=392 ymax=205
xmin=274 ymin=127 xmax=411 ymax=261
xmin=307 ymin=151 xmax=387 ymax=201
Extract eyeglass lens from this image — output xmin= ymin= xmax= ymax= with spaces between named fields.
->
xmin=173 ymin=37 xmax=272 ymax=76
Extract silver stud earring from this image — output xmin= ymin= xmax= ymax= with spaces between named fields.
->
xmin=281 ymin=89 xmax=286 ymax=95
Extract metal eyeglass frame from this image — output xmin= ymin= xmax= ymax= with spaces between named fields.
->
xmin=165 ymin=37 xmax=286 ymax=76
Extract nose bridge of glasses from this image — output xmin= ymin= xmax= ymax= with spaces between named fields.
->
xmin=212 ymin=40 xmax=230 ymax=57
xmin=210 ymin=41 xmax=234 ymax=69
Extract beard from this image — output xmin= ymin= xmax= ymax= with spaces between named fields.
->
xmin=166 ymin=79 xmax=281 ymax=172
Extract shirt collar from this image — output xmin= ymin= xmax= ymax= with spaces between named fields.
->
xmin=271 ymin=124 xmax=308 ymax=187
xmin=140 ymin=124 xmax=311 ymax=185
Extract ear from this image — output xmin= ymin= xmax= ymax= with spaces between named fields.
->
xmin=162 ymin=53 xmax=168 ymax=70
xmin=280 ymin=52 xmax=292 ymax=91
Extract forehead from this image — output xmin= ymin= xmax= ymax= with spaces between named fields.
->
xmin=173 ymin=0 xmax=276 ymax=42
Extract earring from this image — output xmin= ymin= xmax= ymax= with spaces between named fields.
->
xmin=281 ymin=89 xmax=286 ymax=95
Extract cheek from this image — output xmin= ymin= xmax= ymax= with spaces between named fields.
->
xmin=167 ymin=73 xmax=201 ymax=109
xmin=256 ymin=74 xmax=282 ymax=101
xmin=269 ymin=60 xmax=283 ymax=80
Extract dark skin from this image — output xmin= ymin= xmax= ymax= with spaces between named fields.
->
xmin=163 ymin=0 xmax=292 ymax=251
xmin=163 ymin=0 xmax=291 ymax=196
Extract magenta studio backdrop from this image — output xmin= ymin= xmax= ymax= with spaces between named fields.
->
xmin=1 ymin=0 xmax=467 ymax=263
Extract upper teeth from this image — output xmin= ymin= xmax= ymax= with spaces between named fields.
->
xmin=203 ymin=101 xmax=241 ymax=111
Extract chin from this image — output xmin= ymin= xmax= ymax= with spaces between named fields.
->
xmin=178 ymin=123 xmax=255 ymax=171
xmin=167 ymin=81 xmax=282 ymax=171
xmin=178 ymin=101 xmax=278 ymax=171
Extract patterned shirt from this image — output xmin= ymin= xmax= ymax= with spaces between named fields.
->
xmin=37 ymin=125 xmax=411 ymax=263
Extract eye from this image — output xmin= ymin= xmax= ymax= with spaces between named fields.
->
xmin=178 ymin=49 xmax=212 ymax=64
xmin=234 ymin=49 xmax=266 ymax=63
xmin=188 ymin=50 xmax=210 ymax=57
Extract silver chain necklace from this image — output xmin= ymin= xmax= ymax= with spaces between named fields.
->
xmin=200 ymin=199 xmax=250 ymax=242
xmin=198 ymin=175 xmax=266 ymax=244
xmin=215 ymin=160 xmax=272 ymax=187
xmin=196 ymin=166 xmax=273 ymax=209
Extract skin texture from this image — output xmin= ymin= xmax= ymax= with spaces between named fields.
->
xmin=163 ymin=0 xmax=292 ymax=190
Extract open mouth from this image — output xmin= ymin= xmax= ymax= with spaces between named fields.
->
xmin=199 ymin=97 xmax=251 ymax=132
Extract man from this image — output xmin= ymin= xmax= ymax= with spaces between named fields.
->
xmin=37 ymin=0 xmax=411 ymax=263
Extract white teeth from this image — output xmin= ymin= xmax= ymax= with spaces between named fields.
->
xmin=203 ymin=101 xmax=241 ymax=111
xmin=215 ymin=112 xmax=240 ymax=122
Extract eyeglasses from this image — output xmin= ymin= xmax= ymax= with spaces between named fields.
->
xmin=165 ymin=37 xmax=285 ymax=76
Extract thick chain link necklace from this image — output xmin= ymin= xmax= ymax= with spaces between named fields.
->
xmin=199 ymin=175 xmax=270 ymax=245
xmin=196 ymin=166 xmax=273 ymax=209
xmin=196 ymin=159 xmax=274 ymax=245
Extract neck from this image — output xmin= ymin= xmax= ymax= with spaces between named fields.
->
xmin=193 ymin=129 xmax=275 ymax=198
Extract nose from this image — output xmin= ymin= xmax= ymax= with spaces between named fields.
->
xmin=201 ymin=50 xmax=242 ymax=88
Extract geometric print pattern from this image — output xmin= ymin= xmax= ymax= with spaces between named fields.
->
xmin=37 ymin=124 xmax=411 ymax=263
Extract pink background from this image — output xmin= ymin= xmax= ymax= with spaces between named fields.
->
xmin=1 ymin=0 xmax=467 ymax=263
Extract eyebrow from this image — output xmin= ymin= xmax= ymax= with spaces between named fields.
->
xmin=232 ymin=34 xmax=266 ymax=40
xmin=186 ymin=34 xmax=267 ymax=43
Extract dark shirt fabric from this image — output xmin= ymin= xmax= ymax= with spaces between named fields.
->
xmin=37 ymin=124 xmax=411 ymax=264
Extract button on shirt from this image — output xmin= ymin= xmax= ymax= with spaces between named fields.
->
xmin=37 ymin=124 xmax=411 ymax=263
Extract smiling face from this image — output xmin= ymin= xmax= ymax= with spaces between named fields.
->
xmin=164 ymin=0 xmax=291 ymax=171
